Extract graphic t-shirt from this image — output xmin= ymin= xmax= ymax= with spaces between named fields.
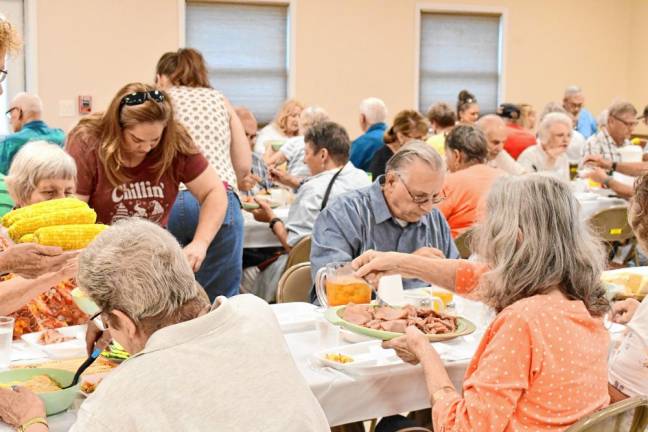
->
xmin=66 ymin=126 xmax=208 ymax=226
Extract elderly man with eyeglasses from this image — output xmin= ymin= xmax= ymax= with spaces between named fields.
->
xmin=582 ymin=101 xmax=638 ymax=163
xmin=310 ymin=141 xmax=458 ymax=291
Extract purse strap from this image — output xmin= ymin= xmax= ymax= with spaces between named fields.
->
xmin=320 ymin=167 xmax=345 ymax=211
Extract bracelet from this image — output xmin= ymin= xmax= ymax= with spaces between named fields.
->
xmin=269 ymin=218 xmax=282 ymax=231
xmin=611 ymin=161 xmax=618 ymax=173
xmin=17 ymin=417 xmax=48 ymax=431
xmin=431 ymin=385 xmax=457 ymax=405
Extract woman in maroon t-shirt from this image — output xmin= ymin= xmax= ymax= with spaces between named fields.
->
xmin=65 ymin=82 xmax=227 ymax=272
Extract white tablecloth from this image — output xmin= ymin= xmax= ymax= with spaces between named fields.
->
xmin=1 ymin=298 xmax=491 ymax=430
xmin=243 ymin=207 xmax=290 ymax=249
xmin=575 ymin=193 xmax=627 ymax=222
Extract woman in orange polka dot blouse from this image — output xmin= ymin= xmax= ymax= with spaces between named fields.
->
xmin=355 ymin=174 xmax=610 ymax=431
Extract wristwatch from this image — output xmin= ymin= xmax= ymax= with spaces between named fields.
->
xmin=269 ymin=217 xmax=282 ymax=231
xmin=603 ymin=176 xmax=612 ymax=188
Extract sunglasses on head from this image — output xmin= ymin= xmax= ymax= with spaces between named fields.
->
xmin=119 ymin=90 xmax=165 ymax=108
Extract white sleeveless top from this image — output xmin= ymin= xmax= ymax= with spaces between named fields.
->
xmin=167 ymin=86 xmax=237 ymax=189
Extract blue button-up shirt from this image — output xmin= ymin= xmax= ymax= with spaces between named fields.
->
xmin=310 ymin=178 xmax=458 ymax=288
xmin=576 ymin=108 xmax=597 ymax=139
xmin=0 ymin=120 xmax=65 ymax=174
xmin=349 ymin=123 xmax=386 ymax=171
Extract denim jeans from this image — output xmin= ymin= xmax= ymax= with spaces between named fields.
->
xmin=168 ymin=189 xmax=243 ymax=301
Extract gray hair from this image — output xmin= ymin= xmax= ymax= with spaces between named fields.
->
xmin=563 ymin=85 xmax=582 ymax=99
xmin=78 ymin=218 xmax=206 ymax=325
xmin=5 ymin=141 xmax=77 ymax=205
xmin=540 ymin=101 xmax=567 ymax=121
xmin=608 ymin=101 xmax=637 ymax=121
xmin=299 ymin=106 xmax=329 ymax=135
xmin=473 ymin=174 xmax=609 ymax=316
xmin=597 ymin=109 xmax=609 ymax=129
xmin=360 ymin=97 xmax=387 ymax=125
xmin=11 ymin=92 xmax=42 ymax=116
xmin=538 ymin=112 xmax=572 ymax=144
xmin=385 ymin=140 xmax=444 ymax=174
xmin=445 ymin=124 xmax=488 ymax=163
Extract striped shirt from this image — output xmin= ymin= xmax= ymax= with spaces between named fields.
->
xmin=582 ymin=129 xmax=630 ymax=163
xmin=310 ymin=177 xmax=458 ymax=288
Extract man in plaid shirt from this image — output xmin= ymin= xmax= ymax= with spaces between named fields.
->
xmin=583 ymin=102 xmax=637 ymax=163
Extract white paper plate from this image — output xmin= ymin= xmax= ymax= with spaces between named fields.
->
xmin=272 ymin=302 xmax=318 ymax=333
xmin=315 ymin=340 xmax=416 ymax=376
xmin=21 ymin=325 xmax=87 ymax=360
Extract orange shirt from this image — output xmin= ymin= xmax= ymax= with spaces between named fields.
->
xmin=438 ymin=164 xmax=506 ymax=238
xmin=433 ymin=294 xmax=610 ymax=431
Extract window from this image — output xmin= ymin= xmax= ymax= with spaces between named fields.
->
xmin=0 ymin=0 xmax=25 ymax=136
xmin=186 ymin=1 xmax=289 ymax=124
xmin=419 ymin=12 xmax=502 ymax=114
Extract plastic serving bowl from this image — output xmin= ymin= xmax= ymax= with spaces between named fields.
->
xmin=0 ymin=368 xmax=80 ymax=415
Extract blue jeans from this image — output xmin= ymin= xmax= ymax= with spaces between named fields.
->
xmin=168 ymin=189 xmax=243 ymax=301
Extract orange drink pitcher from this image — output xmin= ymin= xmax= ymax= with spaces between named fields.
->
xmin=315 ymin=262 xmax=372 ymax=307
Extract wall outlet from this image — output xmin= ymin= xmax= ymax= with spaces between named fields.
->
xmin=59 ymin=100 xmax=75 ymax=117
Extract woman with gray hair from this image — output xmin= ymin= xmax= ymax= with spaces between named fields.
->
xmin=354 ymin=174 xmax=610 ymax=431
xmin=0 ymin=218 xmax=330 ymax=431
xmin=518 ymin=111 xmax=572 ymax=182
xmin=437 ymin=124 xmax=506 ymax=238
xmin=0 ymin=141 xmax=82 ymax=336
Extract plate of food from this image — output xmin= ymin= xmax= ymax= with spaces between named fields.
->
xmin=0 ymin=368 xmax=80 ymax=415
xmin=602 ymin=267 xmax=648 ymax=301
xmin=80 ymin=374 xmax=105 ymax=397
xmin=241 ymin=195 xmax=280 ymax=211
xmin=21 ymin=326 xmax=87 ymax=359
xmin=325 ymin=303 xmax=476 ymax=341
xmin=315 ymin=340 xmax=414 ymax=376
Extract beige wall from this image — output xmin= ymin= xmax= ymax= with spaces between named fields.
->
xmin=33 ymin=0 xmax=644 ymax=137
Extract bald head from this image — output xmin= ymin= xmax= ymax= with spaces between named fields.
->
xmin=8 ymin=93 xmax=43 ymax=132
xmin=476 ymin=114 xmax=507 ymax=160
xmin=235 ymin=107 xmax=258 ymax=150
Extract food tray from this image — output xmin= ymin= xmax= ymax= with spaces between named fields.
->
xmin=21 ymin=325 xmax=87 ymax=360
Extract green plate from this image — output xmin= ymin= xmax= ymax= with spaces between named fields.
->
xmin=241 ymin=200 xmax=280 ymax=210
xmin=325 ymin=305 xmax=476 ymax=341
xmin=268 ymin=140 xmax=286 ymax=151
xmin=0 ymin=368 xmax=79 ymax=416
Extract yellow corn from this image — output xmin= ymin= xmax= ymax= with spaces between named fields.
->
xmin=34 ymin=224 xmax=108 ymax=250
xmin=18 ymin=233 xmax=35 ymax=243
xmin=9 ymin=207 xmax=97 ymax=241
xmin=2 ymin=198 xmax=88 ymax=228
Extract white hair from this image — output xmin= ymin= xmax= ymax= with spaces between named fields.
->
xmin=563 ymin=85 xmax=582 ymax=99
xmin=597 ymin=109 xmax=609 ymax=128
xmin=5 ymin=141 xmax=76 ymax=204
xmin=11 ymin=92 xmax=43 ymax=116
xmin=385 ymin=140 xmax=444 ymax=173
xmin=359 ymin=97 xmax=387 ymax=125
xmin=78 ymin=218 xmax=206 ymax=325
xmin=538 ymin=112 xmax=572 ymax=144
xmin=298 ymin=106 xmax=329 ymax=135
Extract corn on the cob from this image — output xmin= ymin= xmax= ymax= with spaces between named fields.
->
xmin=34 ymin=224 xmax=108 ymax=250
xmin=2 ymin=198 xmax=88 ymax=228
xmin=18 ymin=233 xmax=34 ymax=243
xmin=9 ymin=207 xmax=97 ymax=241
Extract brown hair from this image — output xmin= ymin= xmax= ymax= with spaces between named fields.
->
xmin=0 ymin=17 xmax=21 ymax=55
xmin=426 ymin=102 xmax=456 ymax=129
xmin=156 ymin=48 xmax=211 ymax=88
xmin=72 ymin=82 xmax=197 ymax=186
xmin=383 ymin=110 xmax=429 ymax=145
xmin=630 ymin=175 xmax=648 ymax=252
xmin=457 ymin=89 xmax=478 ymax=117
xmin=274 ymin=99 xmax=304 ymax=136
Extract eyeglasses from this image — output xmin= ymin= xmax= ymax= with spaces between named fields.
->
xmin=611 ymin=114 xmax=638 ymax=129
xmin=90 ymin=310 xmax=108 ymax=331
xmin=0 ymin=69 xmax=7 ymax=83
xmin=119 ymin=90 xmax=165 ymax=109
xmin=4 ymin=107 xmax=18 ymax=119
xmin=396 ymin=173 xmax=445 ymax=205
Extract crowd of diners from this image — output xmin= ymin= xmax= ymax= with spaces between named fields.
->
xmin=0 ymin=14 xmax=646 ymax=432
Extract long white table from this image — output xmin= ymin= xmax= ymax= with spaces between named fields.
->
xmin=2 ymin=298 xmax=490 ymax=430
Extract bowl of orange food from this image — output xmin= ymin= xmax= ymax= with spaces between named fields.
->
xmin=0 ymin=368 xmax=79 ymax=415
